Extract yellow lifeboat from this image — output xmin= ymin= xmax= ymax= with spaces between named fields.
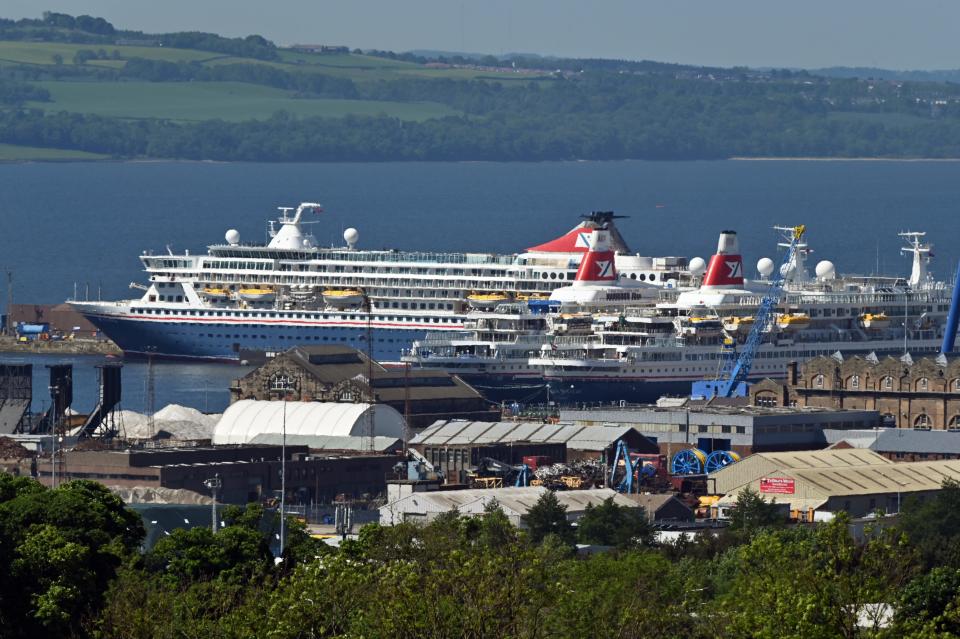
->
xmin=517 ymin=292 xmax=549 ymax=301
xmin=201 ymin=287 xmax=232 ymax=300
xmin=860 ymin=312 xmax=891 ymax=330
xmin=323 ymin=288 xmax=365 ymax=308
xmin=776 ymin=312 xmax=811 ymax=331
xmin=466 ymin=292 xmax=510 ymax=310
xmin=723 ymin=315 xmax=754 ymax=335
xmin=237 ymin=287 xmax=275 ymax=302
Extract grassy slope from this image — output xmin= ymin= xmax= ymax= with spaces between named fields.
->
xmin=0 ymin=143 xmax=107 ymax=160
xmin=28 ymin=80 xmax=460 ymax=121
xmin=0 ymin=40 xmax=544 ymax=159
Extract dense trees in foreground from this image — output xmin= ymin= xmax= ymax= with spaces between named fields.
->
xmin=6 ymin=470 xmax=960 ymax=638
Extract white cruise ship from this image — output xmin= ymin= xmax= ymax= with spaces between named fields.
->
xmin=68 ymin=203 xmax=688 ymax=361
xmin=403 ymin=228 xmax=950 ymax=403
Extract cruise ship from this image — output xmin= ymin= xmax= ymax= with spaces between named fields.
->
xmin=403 ymin=227 xmax=951 ymax=403
xmin=68 ymin=203 xmax=689 ymax=361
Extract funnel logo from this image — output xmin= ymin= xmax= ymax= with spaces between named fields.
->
xmin=576 ymin=232 xmax=592 ymax=249
xmin=596 ymin=260 xmax=613 ymax=278
xmin=726 ymin=260 xmax=742 ymax=279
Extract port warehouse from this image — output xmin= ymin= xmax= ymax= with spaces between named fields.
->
xmin=379 ymin=486 xmax=644 ymax=527
xmin=711 ymin=451 xmax=960 ymax=519
xmin=559 ymin=404 xmax=879 ymax=458
xmin=409 ymin=420 xmax=658 ymax=484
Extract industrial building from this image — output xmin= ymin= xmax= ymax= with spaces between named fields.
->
xmin=559 ymin=404 xmax=879 ymax=458
xmin=229 ymin=345 xmax=499 ymax=429
xmin=379 ymin=486 xmax=640 ymax=527
xmin=824 ymin=428 xmax=960 ymax=462
xmin=5 ymin=444 xmax=399 ymax=504
xmin=410 ymin=420 xmax=658 ymax=483
xmin=709 ymin=448 xmax=892 ymax=496
xmin=750 ymin=354 xmax=960 ymax=429
xmin=717 ymin=458 xmax=960 ymax=518
xmin=213 ymin=399 xmax=405 ymax=452
xmin=622 ymin=493 xmax=695 ymax=524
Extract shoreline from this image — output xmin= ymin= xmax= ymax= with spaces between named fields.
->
xmin=0 ymin=336 xmax=121 ymax=357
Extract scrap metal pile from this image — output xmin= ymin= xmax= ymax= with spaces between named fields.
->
xmin=531 ymin=459 xmax=606 ymax=490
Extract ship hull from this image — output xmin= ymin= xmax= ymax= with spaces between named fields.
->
xmin=73 ymin=303 xmax=453 ymax=362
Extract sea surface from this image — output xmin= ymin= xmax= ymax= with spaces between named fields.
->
xmin=2 ymin=159 xmax=960 ymax=413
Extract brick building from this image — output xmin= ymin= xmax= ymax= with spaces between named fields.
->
xmin=230 ymin=345 xmax=499 ymax=429
xmin=10 ymin=444 xmax=399 ymax=504
xmin=751 ymin=353 xmax=960 ymax=429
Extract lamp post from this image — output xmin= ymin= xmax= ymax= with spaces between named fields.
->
xmin=203 ymin=474 xmax=221 ymax=535
xmin=48 ymin=384 xmax=58 ymax=488
xmin=280 ymin=393 xmax=286 ymax=557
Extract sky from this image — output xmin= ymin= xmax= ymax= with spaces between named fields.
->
xmin=5 ymin=1 xmax=960 ymax=70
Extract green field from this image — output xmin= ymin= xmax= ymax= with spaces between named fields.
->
xmin=0 ymin=143 xmax=107 ymax=160
xmin=0 ymin=39 xmax=548 ymax=83
xmin=0 ymin=40 xmax=219 ymax=66
xmin=28 ymin=81 xmax=460 ymax=121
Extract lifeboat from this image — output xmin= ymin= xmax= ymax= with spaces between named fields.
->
xmin=467 ymin=292 xmax=510 ymax=310
xmin=723 ymin=315 xmax=754 ymax=335
xmin=860 ymin=312 xmax=891 ymax=330
xmin=517 ymin=292 xmax=549 ymax=301
xmin=776 ymin=312 xmax=811 ymax=331
xmin=289 ymin=285 xmax=316 ymax=300
xmin=323 ymin=288 xmax=365 ymax=308
xmin=237 ymin=287 xmax=276 ymax=302
xmin=201 ymin=287 xmax=232 ymax=300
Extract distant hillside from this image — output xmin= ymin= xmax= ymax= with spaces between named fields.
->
xmin=4 ymin=12 xmax=960 ymax=162
xmin=810 ymin=67 xmax=960 ymax=83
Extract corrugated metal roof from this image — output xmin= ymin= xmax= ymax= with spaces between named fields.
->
xmin=410 ymin=420 xmax=638 ymax=451
xmin=871 ymin=429 xmax=960 ymax=455
xmin=387 ymin=487 xmax=635 ymax=516
xmin=792 ymin=460 xmax=960 ymax=496
xmin=711 ymin=448 xmax=892 ymax=495
xmin=751 ymin=449 xmax=891 ymax=469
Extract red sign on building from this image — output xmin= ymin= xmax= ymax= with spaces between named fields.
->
xmin=760 ymin=477 xmax=795 ymax=494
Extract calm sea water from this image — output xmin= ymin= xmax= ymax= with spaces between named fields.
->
xmin=1 ymin=159 xmax=959 ymax=412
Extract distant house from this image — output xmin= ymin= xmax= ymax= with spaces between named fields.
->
xmin=289 ymin=44 xmax=349 ymax=54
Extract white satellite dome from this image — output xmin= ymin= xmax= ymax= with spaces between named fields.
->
xmin=225 ymin=229 xmax=240 ymax=245
xmin=757 ymin=257 xmax=775 ymax=278
xmin=815 ymin=260 xmax=836 ymax=280
xmin=344 ymin=227 xmax=359 ymax=249
xmin=688 ymin=257 xmax=706 ymax=276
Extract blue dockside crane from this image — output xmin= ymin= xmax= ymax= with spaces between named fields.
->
xmin=941 ymin=261 xmax=960 ymax=354
xmin=692 ymin=225 xmax=806 ymax=399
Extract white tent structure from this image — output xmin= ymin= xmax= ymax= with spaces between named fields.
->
xmin=213 ymin=400 xmax=406 ymax=447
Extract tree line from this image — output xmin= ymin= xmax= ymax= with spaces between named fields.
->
xmin=7 ymin=469 xmax=960 ymax=638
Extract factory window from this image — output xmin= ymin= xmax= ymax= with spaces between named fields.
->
xmin=949 ymin=416 xmax=960 ymax=430
xmin=851 ymin=375 xmax=860 ymax=390
xmin=914 ymin=414 xmax=931 ymax=428
xmin=736 ymin=426 xmax=746 ymax=434
xmin=919 ymin=377 xmax=929 ymax=391
xmin=815 ymin=374 xmax=824 ymax=388
xmin=698 ymin=425 xmax=708 ymax=433
xmin=884 ymin=376 xmax=893 ymax=390
xmin=721 ymin=425 xmax=731 ymax=434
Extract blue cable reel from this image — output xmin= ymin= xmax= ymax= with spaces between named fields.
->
xmin=705 ymin=450 xmax=741 ymax=473
xmin=670 ymin=448 xmax=707 ymax=475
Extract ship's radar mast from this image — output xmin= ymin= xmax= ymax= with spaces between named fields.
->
xmin=900 ymin=231 xmax=933 ymax=288
xmin=775 ymin=225 xmax=811 ymax=284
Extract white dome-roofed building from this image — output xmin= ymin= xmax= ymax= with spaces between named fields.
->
xmin=213 ymin=400 xmax=405 ymax=449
